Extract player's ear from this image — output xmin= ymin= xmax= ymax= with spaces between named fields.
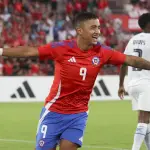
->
xmin=76 ymin=27 xmax=83 ymax=35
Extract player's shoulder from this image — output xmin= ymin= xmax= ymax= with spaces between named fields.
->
xmin=94 ymin=42 xmax=113 ymax=51
xmin=131 ymin=32 xmax=150 ymax=40
xmin=127 ymin=32 xmax=150 ymax=47
xmin=51 ymin=39 xmax=76 ymax=49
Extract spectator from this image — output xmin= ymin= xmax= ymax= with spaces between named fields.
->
xmin=0 ymin=57 xmax=3 ymax=75
xmin=0 ymin=18 xmax=3 ymax=36
xmin=0 ymin=0 xmax=135 ymax=76
xmin=3 ymin=59 xmax=13 ymax=76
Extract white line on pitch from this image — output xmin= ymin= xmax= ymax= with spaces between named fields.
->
xmin=0 ymin=138 xmax=34 ymax=143
xmin=0 ymin=138 xmax=130 ymax=150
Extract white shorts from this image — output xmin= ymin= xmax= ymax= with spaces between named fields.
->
xmin=128 ymin=84 xmax=150 ymax=111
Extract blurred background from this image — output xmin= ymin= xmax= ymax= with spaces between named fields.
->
xmin=0 ymin=0 xmax=149 ymax=76
xmin=1 ymin=1 xmax=150 ymax=149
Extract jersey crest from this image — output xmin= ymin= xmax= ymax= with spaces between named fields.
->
xmin=92 ymin=56 xmax=100 ymax=65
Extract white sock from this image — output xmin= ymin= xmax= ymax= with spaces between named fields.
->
xmin=132 ymin=123 xmax=148 ymax=150
xmin=145 ymin=124 xmax=150 ymax=150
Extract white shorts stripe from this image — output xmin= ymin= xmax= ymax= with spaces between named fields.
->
xmin=36 ymin=109 xmax=49 ymax=134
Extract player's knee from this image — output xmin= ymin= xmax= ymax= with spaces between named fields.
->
xmin=138 ymin=110 xmax=150 ymax=123
xmin=60 ymin=139 xmax=78 ymax=150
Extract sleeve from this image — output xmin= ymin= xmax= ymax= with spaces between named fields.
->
xmin=38 ymin=42 xmax=64 ymax=61
xmin=102 ymin=48 xmax=126 ymax=65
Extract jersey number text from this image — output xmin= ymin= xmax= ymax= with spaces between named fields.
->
xmin=133 ymin=49 xmax=142 ymax=71
xmin=80 ymin=68 xmax=87 ymax=81
xmin=41 ymin=125 xmax=47 ymax=138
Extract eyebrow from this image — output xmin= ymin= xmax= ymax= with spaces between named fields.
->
xmin=90 ymin=25 xmax=100 ymax=28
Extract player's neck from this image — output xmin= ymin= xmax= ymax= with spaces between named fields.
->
xmin=76 ymin=37 xmax=93 ymax=51
xmin=143 ymin=27 xmax=150 ymax=33
xmin=144 ymin=30 xmax=150 ymax=33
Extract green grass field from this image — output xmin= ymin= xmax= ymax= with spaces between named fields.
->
xmin=0 ymin=101 xmax=146 ymax=150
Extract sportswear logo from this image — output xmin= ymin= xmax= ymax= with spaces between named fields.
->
xmin=91 ymin=79 xmax=110 ymax=96
xmin=68 ymin=57 xmax=76 ymax=63
xmin=136 ymin=127 xmax=143 ymax=133
xmin=79 ymin=136 xmax=83 ymax=142
xmin=11 ymin=81 xmax=35 ymax=98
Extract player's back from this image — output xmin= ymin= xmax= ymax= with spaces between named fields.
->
xmin=125 ymin=32 xmax=150 ymax=86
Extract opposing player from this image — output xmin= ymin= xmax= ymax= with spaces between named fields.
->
xmin=118 ymin=13 xmax=150 ymax=150
xmin=2 ymin=12 xmax=150 ymax=150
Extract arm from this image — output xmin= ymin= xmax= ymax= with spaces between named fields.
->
xmin=118 ymin=55 xmax=150 ymax=99
xmin=118 ymin=64 xmax=128 ymax=99
xmin=2 ymin=46 xmax=39 ymax=57
xmin=124 ymin=55 xmax=150 ymax=70
xmin=119 ymin=64 xmax=128 ymax=87
xmin=2 ymin=42 xmax=65 ymax=60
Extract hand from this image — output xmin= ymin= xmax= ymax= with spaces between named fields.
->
xmin=118 ymin=86 xmax=126 ymax=100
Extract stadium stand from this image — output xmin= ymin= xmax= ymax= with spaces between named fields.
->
xmin=0 ymin=0 xmax=149 ymax=76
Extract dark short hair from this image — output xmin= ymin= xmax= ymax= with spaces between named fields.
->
xmin=73 ymin=12 xmax=98 ymax=28
xmin=138 ymin=13 xmax=150 ymax=30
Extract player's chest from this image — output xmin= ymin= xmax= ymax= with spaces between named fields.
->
xmin=60 ymin=54 xmax=104 ymax=81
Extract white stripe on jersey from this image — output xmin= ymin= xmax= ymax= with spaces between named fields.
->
xmin=45 ymin=81 xmax=61 ymax=110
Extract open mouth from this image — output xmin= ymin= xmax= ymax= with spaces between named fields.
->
xmin=92 ymin=35 xmax=99 ymax=39
xmin=92 ymin=36 xmax=98 ymax=41
xmin=92 ymin=37 xmax=98 ymax=39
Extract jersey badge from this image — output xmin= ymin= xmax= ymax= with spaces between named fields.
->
xmin=92 ymin=56 xmax=100 ymax=65
xmin=39 ymin=140 xmax=45 ymax=147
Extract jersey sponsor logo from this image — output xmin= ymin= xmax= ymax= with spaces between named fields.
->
xmin=91 ymin=79 xmax=110 ymax=96
xmin=68 ymin=57 xmax=76 ymax=63
xmin=92 ymin=56 xmax=100 ymax=65
xmin=10 ymin=81 xmax=35 ymax=98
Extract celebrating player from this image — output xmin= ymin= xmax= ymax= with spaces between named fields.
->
xmin=2 ymin=12 xmax=150 ymax=150
xmin=118 ymin=13 xmax=150 ymax=150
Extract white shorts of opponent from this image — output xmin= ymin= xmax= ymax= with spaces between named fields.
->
xmin=128 ymin=84 xmax=150 ymax=111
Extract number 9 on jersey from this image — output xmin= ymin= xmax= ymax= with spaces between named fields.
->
xmin=80 ymin=67 xmax=87 ymax=81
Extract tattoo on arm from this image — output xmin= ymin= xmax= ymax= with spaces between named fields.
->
xmin=124 ymin=55 xmax=150 ymax=70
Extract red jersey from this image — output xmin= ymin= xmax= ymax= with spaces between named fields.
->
xmin=38 ymin=39 xmax=126 ymax=114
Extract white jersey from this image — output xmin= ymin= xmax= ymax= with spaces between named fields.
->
xmin=124 ymin=32 xmax=150 ymax=86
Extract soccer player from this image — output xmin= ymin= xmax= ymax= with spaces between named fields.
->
xmin=118 ymin=13 xmax=150 ymax=150
xmin=2 ymin=12 xmax=150 ymax=150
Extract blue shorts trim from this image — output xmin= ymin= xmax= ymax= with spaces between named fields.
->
xmin=36 ymin=107 xmax=88 ymax=150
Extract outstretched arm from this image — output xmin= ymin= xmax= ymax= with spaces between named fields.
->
xmin=118 ymin=55 xmax=150 ymax=99
xmin=124 ymin=55 xmax=150 ymax=70
xmin=1 ymin=46 xmax=39 ymax=57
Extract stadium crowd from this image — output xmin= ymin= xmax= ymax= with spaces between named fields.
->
xmin=124 ymin=0 xmax=149 ymax=18
xmin=0 ymin=0 xmax=147 ymax=76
